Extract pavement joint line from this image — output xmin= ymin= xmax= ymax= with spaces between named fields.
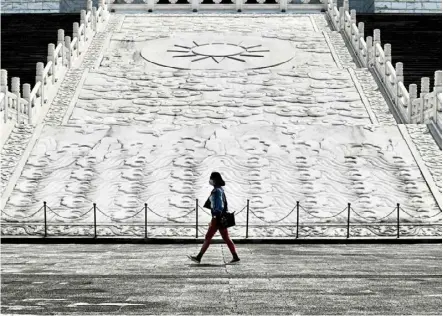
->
xmin=61 ymin=69 xmax=89 ymax=125
xmin=309 ymin=15 xmax=319 ymax=32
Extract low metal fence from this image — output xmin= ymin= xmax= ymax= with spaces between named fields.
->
xmin=1 ymin=199 xmax=441 ymax=238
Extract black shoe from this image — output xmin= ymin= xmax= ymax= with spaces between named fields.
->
xmin=229 ymin=257 xmax=240 ymax=264
xmin=188 ymin=255 xmax=201 ymax=263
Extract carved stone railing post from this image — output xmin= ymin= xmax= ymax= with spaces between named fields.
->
xmin=58 ymin=29 xmax=65 ymax=66
xmin=421 ymin=77 xmax=430 ymax=122
xmin=22 ymin=83 xmax=31 ymax=123
xmin=1 ymin=69 xmax=8 ymax=123
xmin=65 ymin=36 xmax=72 ymax=68
xmin=48 ymin=43 xmax=55 ymax=84
xmin=192 ymin=0 xmax=199 ymax=12
xmin=350 ymin=9 xmax=356 ymax=25
xmin=434 ymin=71 xmax=442 ymax=121
xmin=408 ymin=84 xmax=417 ymax=122
xmin=81 ymin=10 xmax=87 ymax=40
xmin=366 ymin=36 xmax=373 ymax=67
xmin=395 ymin=62 xmax=403 ymax=109
xmin=236 ymin=0 xmax=243 ymax=12
xmin=73 ymin=22 xmax=80 ymax=57
xmin=92 ymin=7 xmax=97 ymax=32
xmin=384 ymin=44 xmax=391 ymax=84
xmin=280 ymin=0 xmax=288 ymax=12
xmin=343 ymin=0 xmax=349 ymax=12
xmin=339 ymin=7 xmax=344 ymax=31
xmin=148 ymin=0 xmax=155 ymax=12
xmin=373 ymin=29 xmax=381 ymax=48
xmin=11 ymin=77 xmax=20 ymax=122
xmin=87 ymin=0 xmax=93 ymax=12
xmin=36 ymin=62 xmax=45 ymax=104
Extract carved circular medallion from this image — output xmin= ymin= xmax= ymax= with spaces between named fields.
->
xmin=141 ymin=34 xmax=295 ymax=70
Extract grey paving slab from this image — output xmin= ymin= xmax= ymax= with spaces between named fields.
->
xmin=1 ymin=244 xmax=441 ymax=315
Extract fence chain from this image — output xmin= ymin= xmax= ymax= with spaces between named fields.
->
xmin=400 ymin=207 xmax=442 ymax=219
xmin=197 ymin=204 xmax=212 ymax=216
xmin=377 ymin=207 xmax=397 ymax=221
xmin=1 ymin=206 xmax=43 ymax=219
xmin=249 ymin=205 xmax=297 ymax=223
xmin=299 ymin=204 xmax=347 ymax=219
xmin=47 ymin=205 xmax=93 ymax=220
xmin=147 ymin=205 xmax=195 ymax=220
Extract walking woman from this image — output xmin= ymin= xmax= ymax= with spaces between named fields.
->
xmin=189 ymin=172 xmax=240 ymax=264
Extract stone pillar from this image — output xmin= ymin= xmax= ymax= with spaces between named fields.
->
xmin=92 ymin=7 xmax=97 ymax=32
xmin=48 ymin=43 xmax=56 ymax=84
xmin=36 ymin=62 xmax=45 ymax=104
xmin=396 ymin=62 xmax=404 ymax=86
xmin=65 ymin=36 xmax=72 ymax=68
xmin=434 ymin=71 xmax=442 ymax=94
xmin=73 ymin=23 xmax=80 ymax=57
xmin=373 ymin=29 xmax=381 ymax=48
xmin=408 ymin=84 xmax=417 ymax=122
xmin=1 ymin=69 xmax=8 ymax=123
xmin=339 ymin=7 xmax=344 ymax=31
xmin=421 ymin=77 xmax=430 ymax=122
xmin=22 ymin=83 xmax=31 ymax=123
xmin=343 ymin=0 xmax=349 ymax=12
xmin=148 ymin=0 xmax=155 ymax=12
xmin=350 ymin=9 xmax=356 ymax=25
xmin=280 ymin=0 xmax=288 ymax=13
xmin=87 ymin=0 xmax=93 ymax=12
xmin=81 ymin=10 xmax=87 ymax=41
xmin=236 ymin=0 xmax=243 ymax=12
xmin=11 ymin=77 xmax=20 ymax=122
xmin=366 ymin=36 xmax=373 ymax=67
xmin=58 ymin=29 xmax=65 ymax=65
xmin=192 ymin=0 xmax=199 ymax=12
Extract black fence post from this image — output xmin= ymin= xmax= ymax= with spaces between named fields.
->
xmin=145 ymin=203 xmax=148 ymax=239
xmin=246 ymin=199 xmax=250 ymax=239
xmin=195 ymin=199 xmax=198 ymax=238
xmin=43 ymin=201 xmax=47 ymax=237
xmin=93 ymin=203 xmax=97 ymax=238
xmin=397 ymin=203 xmax=400 ymax=239
xmin=347 ymin=203 xmax=351 ymax=239
xmin=296 ymin=201 xmax=299 ymax=239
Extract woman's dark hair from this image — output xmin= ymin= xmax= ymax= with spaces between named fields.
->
xmin=210 ymin=172 xmax=225 ymax=187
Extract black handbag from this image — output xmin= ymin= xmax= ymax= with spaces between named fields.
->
xmin=218 ymin=192 xmax=235 ymax=229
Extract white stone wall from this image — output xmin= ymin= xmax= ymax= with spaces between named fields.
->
xmin=1 ymin=0 xmax=60 ymax=13
xmin=375 ymin=0 xmax=442 ymax=13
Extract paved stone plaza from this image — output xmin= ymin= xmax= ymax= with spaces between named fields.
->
xmin=1 ymin=243 xmax=441 ymax=315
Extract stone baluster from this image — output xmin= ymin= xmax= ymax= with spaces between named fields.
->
xmin=280 ymin=0 xmax=288 ymax=13
xmin=36 ymin=62 xmax=45 ymax=104
xmin=65 ymin=36 xmax=72 ymax=68
xmin=408 ymin=84 xmax=417 ymax=122
xmin=11 ymin=77 xmax=20 ymax=122
xmin=100 ymin=0 xmax=105 ymax=7
xmin=383 ymin=44 xmax=391 ymax=85
xmin=22 ymin=83 xmax=31 ymax=122
xmin=48 ymin=43 xmax=56 ymax=84
xmin=373 ymin=29 xmax=381 ymax=49
xmin=87 ymin=0 xmax=93 ymax=12
xmin=366 ymin=36 xmax=373 ymax=67
xmin=343 ymin=0 xmax=349 ymax=12
xmin=148 ymin=0 xmax=155 ymax=12
xmin=81 ymin=10 xmax=87 ymax=41
xmin=350 ymin=9 xmax=356 ymax=25
xmin=92 ymin=7 xmax=97 ymax=32
xmin=358 ymin=22 xmax=364 ymax=39
xmin=58 ymin=29 xmax=65 ymax=66
xmin=435 ymin=71 xmax=442 ymax=113
xmin=339 ymin=7 xmax=344 ymax=31
xmin=192 ymin=0 xmax=199 ymax=12
xmin=1 ymin=69 xmax=8 ymax=123
xmin=395 ymin=62 xmax=403 ymax=110
xmin=73 ymin=23 xmax=80 ymax=57
xmin=236 ymin=0 xmax=243 ymax=12
xmin=421 ymin=77 xmax=430 ymax=122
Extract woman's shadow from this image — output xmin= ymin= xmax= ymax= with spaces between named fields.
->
xmin=189 ymin=263 xmax=227 ymax=267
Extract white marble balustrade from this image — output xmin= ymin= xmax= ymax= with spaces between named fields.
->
xmin=326 ymin=0 xmax=442 ymax=132
xmin=0 ymin=0 xmax=109 ymax=128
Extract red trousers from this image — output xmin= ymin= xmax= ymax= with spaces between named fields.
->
xmin=200 ymin=218 xmax=237 ymax=255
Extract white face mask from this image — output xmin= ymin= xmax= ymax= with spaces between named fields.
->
xmin=209 ymin=179 xmax=214 ymax=186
